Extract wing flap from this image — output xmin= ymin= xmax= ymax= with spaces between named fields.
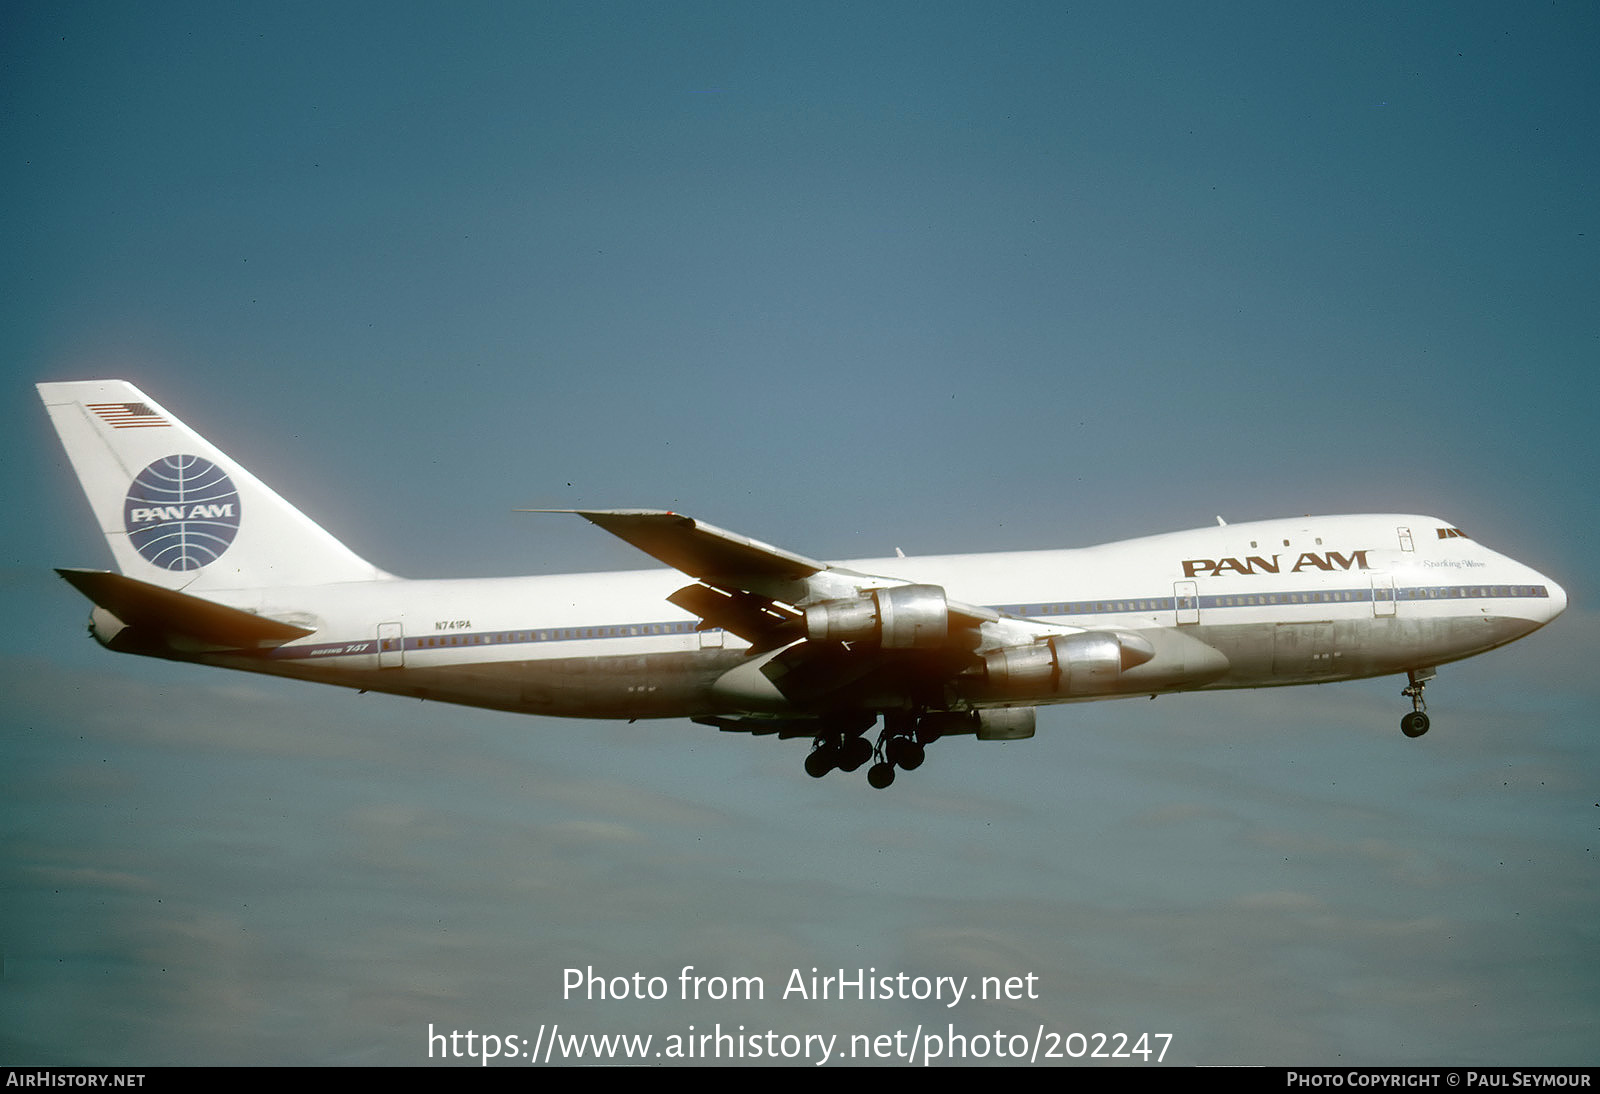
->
xmin=665 ymin=583 xmax=802 ymax=648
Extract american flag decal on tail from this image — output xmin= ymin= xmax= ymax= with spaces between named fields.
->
xmin=88 ymin=402 xmax=170 ymax=428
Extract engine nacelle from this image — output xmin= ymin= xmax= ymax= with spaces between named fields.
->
xmin=89 ymin=606 xmax=129 ymax=648
xmin=919 ymin=708 xmax=1037 ymax=740
xmin=803 ymin=584 xmax=950 ymax=649
xmin=983 ymin=631 xmax=1153 ymax=696
xmin=975 ymin=707 xmax=1036 ymax=740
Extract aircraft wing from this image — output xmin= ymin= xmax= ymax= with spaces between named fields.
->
xmin=549 ymin=510 xmax=824 ymax=584
xmin=543 ymin=510 xmax=1157 ymax=718
xmin=525 ymin=508 xmax=863 ymax=600
xmin=522 ymin=509 xmax=841 ymax=647
xmin=532 ymin=508 xmax=1001 ymax=646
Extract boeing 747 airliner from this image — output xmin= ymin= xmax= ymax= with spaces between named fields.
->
xmin=38 ymin=381 xmax=1567 ymax=787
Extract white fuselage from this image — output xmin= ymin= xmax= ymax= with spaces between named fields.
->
xmin=137 ymin=514 xmax=1563 ymax=721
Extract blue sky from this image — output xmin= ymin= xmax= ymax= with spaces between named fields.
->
xmin=3 ymin=2 xmax=1596 ymax=1066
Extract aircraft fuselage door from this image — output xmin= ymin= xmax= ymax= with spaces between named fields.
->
xmin=378 ymin=622 xmax=405 ymax=668
xmin=1174 ymin=580 xmax=1199 ymax=625
xmin=1371 ymin=575 xmax=1396 ymax=617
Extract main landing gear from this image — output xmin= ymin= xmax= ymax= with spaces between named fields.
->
xmin=1400 ymin=668 xmax=1434 ymax=738
xmin=803 ymin=732 xmax=872 ymax=778
xmin=806 ymin=713 xmax=938 ymax=789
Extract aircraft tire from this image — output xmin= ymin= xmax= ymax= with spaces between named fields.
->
xmin=838 ymin=735 xmax=873 ymax=772
xmin=805 ymin=747 xmax=836 ymax=778
xmin=867 ymin=762 xmax=896 ymax=789
xmin=897 ymin=741 xmax=925 ymax=770
xmin=1401 ymin=711 xmax=1430 ymax=738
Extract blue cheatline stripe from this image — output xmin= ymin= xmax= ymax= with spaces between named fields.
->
xmin=1007 ymin=583 xmax=1551 ymax=618
xmin=261 ymin=584 xmax=1550 ymax=661
xmin=266 ymin=618 xmax=704 ymax=660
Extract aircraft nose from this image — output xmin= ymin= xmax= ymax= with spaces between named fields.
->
xmin=1542 ymin=576 xmax=1568 ymax=622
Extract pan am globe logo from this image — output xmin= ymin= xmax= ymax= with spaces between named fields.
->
xmin=123 ymin=455 xmax=242 ymax=570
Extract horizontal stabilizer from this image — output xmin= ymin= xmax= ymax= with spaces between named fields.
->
xmin=56 ymin=568 xmax=314 ymax=649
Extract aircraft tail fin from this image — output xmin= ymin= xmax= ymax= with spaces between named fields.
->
xmin=37 ymin=380 xmax=390 ymax=590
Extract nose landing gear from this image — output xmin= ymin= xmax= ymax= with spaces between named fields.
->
xmin=1400 ymin=668 xmax=1434 ymax=737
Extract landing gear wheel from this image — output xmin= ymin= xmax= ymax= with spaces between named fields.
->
xmin=867 ymin=762 xmax=896 ymax=789
xmin=1401 ymin=711 xmax=1430 ymax=738
xmin=838 ymin=735 xmax=873 ymax=772
xmin=878 ymin=711 xmax=929 ymax=776
xmin=1400 ymin=668 xmax=1434 ymax=739
xmin=804 ymin=746 xmax=836 ymax=778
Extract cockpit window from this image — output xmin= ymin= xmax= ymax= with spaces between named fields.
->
xmin=1436 ymin=527 xmax=1469 ymax=539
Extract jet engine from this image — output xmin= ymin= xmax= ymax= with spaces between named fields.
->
xmin=803 ymin=584 xmax=950 ymax=649
xmin=920 ymin=707 xmax=1038 ymax=740
xmin=983 ymin=631 xmax=1155 ymax=696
